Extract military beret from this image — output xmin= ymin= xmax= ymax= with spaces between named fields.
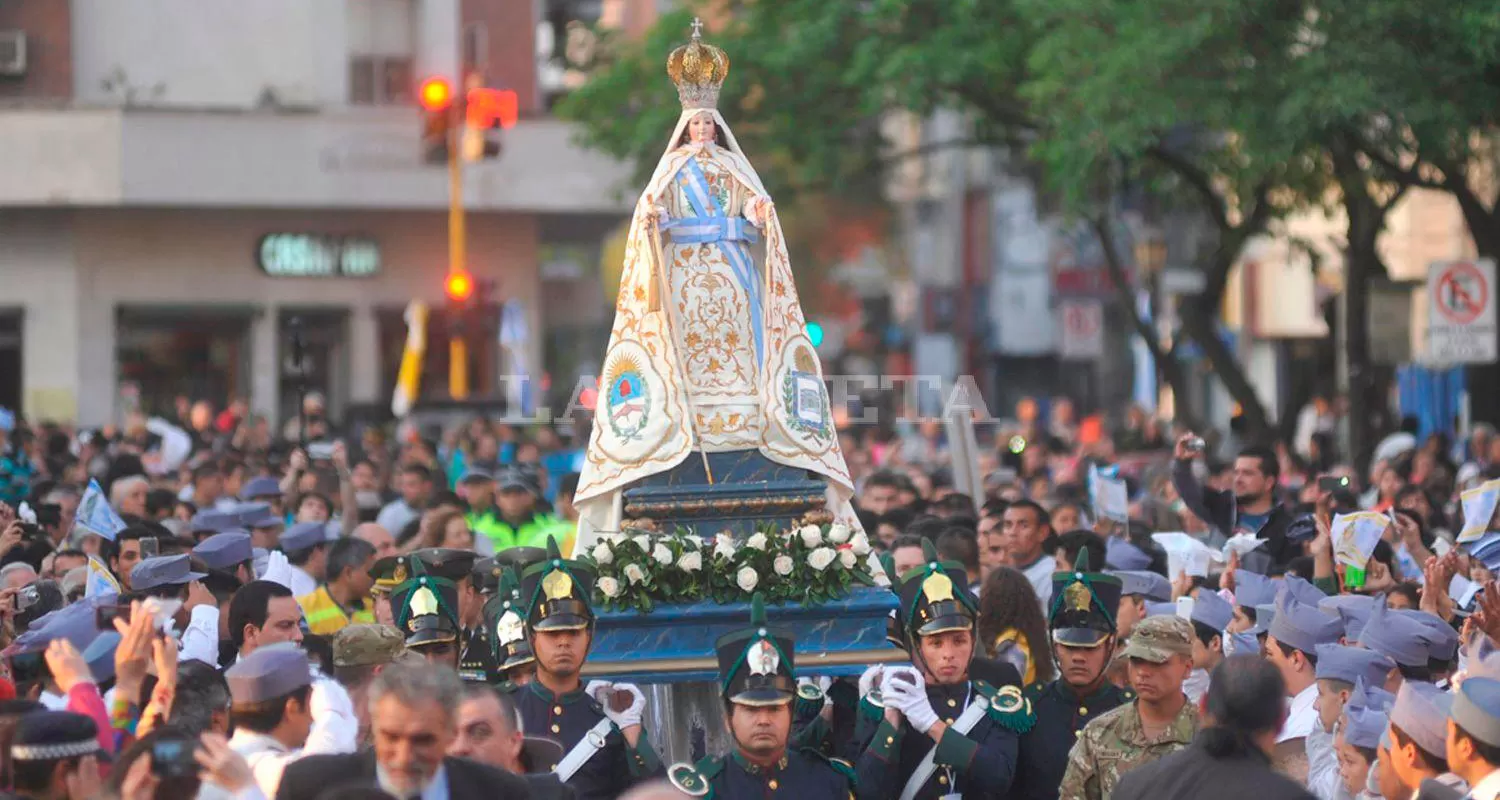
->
xmin=193 ymin=531 xmax=253 ymax=571
xmin=1109 ymin=570 xmax=1171 ymax=601
xmin=226 ymin=643 xmax=313 ymax=705
xmin=240 ymin=477 xmax=284 ymax=501
xmin=131 ymin=554 xmax=207 ymax=592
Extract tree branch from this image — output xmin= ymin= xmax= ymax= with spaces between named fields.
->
xmin=1145 ymin=143 xmax=1230 ymax=231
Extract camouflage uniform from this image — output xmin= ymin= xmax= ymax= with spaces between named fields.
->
xmin=1056 ymin=616 xmax=1201 ymax=800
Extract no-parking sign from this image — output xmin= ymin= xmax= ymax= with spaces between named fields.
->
xmin=1426 ymin=259 xmax=1498 ymax=364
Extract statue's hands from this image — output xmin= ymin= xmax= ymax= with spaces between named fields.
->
xmin=750 ymin=197 xmax=775 ymax=226
xmin=654 ymin=205 xmax=670 ymax=227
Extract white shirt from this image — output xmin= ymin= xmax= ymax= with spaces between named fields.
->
xmin=216 ymin=677 xmax=359 ymax=800
xmin=378 ymin=762 xmax=449 ymax=800
xmin=1183 ymin=668 xmax=1211 ymax=705
xmin=1278 ymin=682 xmax=1319 ymax=743
xmin=38 ymin=690 xmax=67 ymax=710
xmin=1020 ymin=554 xmax=1056 ymax=609
xmin=289 ymin=565 xmax=317 ymax=598
xmin=1306 ymin=721 xmax=1343 ymax=800
xmin=1472 ymin=769 xmax=1500 ymax=800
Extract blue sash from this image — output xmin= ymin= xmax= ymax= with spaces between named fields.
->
xmin=661 ymin=155 xmax=764 ymax=362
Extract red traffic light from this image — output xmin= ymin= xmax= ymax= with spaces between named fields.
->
xmin=418 ymin=77 xmax=454 ymax=111
xmin=445 ymin=270 xmax=475 ymax=302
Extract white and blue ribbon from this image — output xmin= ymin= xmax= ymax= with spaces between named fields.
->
xmin=663 ymin=156 xmax=765 ymax=362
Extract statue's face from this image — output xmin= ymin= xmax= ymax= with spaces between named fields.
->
xmin=688 ymin=112 xmax=716 ymax=144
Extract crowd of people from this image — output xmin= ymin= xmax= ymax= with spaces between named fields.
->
xmin=0 ymin=390 xmax=1494 ymax=799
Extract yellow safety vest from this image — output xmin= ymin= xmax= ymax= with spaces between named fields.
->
xmin=299 ymin=585 xmax=375 ymax=636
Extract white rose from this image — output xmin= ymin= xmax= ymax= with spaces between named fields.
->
xmin=683 ymin=535 xmax=705 ymax=549
xmin=714 ymin=535 xmax=738 ymax=560
xmin=839 ymin=549 xmax=857 ymax=569
xmin=774 ymin=555 xmax=794 ymax=576
xmin=678 ymin=550 xmax=703 ymax=573
xmin=747 ymin=533 xmax=768 ymax=551
xmin=598 ymin=576 xmax=622 ymax=598
xmin=624 ymin=563 xmax=647 ymax=585
xmin=600 ymin=533 xmax=625 ymax=545
xmin=736 ymin=566 xmax=759 ymax=592
xmin=652 ymin=543 xmax=674 ymax=566
xmin=799 ymin=525 xmax=823 ymax=547
xmin=808 ymin=547 xmax=837 ymax=572
xmin=632 ymin=534 xmax=652 ymax=551
xmin=850 ymin=532 xmax=872 ymax=556
xmin=828 ymin=523 xmax=851 ymax=544
xmin=591 ymin=543 xmax=614 ymax=565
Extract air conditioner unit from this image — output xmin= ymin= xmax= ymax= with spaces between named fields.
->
xmin=0 ymin=31 xmax=26 ymax=76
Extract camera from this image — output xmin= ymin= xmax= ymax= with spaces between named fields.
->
xmin=150 ymin=735 xmax=198 ymax=779
xmin=306 ymin=441 xmax=337 ymax=461
xmin=1317 ymin=475 xmax=1352 ymax=494
xmin=15 ymin=585 xmax=39 ymax=612
xmin=139 ymin=537 xmax=159 ymax=559
xmin=1184 ymin=436 xmax=1206 ymax=453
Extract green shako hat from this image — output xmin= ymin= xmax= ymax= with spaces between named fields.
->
xmin=392 ymin=556 xmax=461 ymax=648
xmin=896 ymin=540 xmax=977 ymax=639
xmin=715 ymin=593 xmax=796 ymax=706
xmin=485 ymin=565 xmax=536 ymax=672
xmin=1048 ymin=548 xmax=1123 ymax=647
xmin=519 ymin=536 xmax=596 ymax=633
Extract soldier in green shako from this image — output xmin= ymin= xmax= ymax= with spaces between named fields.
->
xmin=389 ymin=556 xmax=464 ymax=669
xmin=510 ymin=537 xmax=664 ymax=800
xmin=485 ymin=564 xmax=538 ymax=687
xmin=1011 ymin=549 xmax=1135 ymax=800
xmin=854 ymin=541 xmax=1034 ymax=800
xmin=667 ymin=593 xmax=857 ymax=799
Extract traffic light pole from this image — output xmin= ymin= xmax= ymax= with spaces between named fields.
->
xmin=447 ymin=109 xmax=469 ymax=401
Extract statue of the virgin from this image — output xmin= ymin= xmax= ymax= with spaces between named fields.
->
xmin=573 ymin=22 xmax=857 ymax=550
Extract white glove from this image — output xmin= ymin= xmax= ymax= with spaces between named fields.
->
xmin=798 ymin=676 xmax=833 ymax=709
xmin=884 ymin=669 xmax=939 ymax=734
xmin=259 ymin=550 xmax=293 ymax=590
xmin=858 ymin=665 xmax=885 ymax=700
xmin=590 ymin=681 xmax=646 ymax=729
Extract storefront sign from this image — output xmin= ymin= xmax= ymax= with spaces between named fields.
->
xmin=257 ymin=234 xmax=380 ymax=278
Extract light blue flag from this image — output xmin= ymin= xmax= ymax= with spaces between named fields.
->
xmin=74 ymin=478 xmax=126 ymax=540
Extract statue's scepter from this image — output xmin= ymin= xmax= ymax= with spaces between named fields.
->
xmin=648 ymin=211 xmax=715 ymax=485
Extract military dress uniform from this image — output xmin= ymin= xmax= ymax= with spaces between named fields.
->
xmin=667 ymin=593 xmax=856 ymax=799
xmin=854 ymin=543 xmax=1033 ymax=800
xmin=1013 ymin=549 xmax=1133 ymax=800
xmin=1056 ymin=615 xmax=1201 ymax=800
xmin=512 ymin=538 xmax=663 ymax=800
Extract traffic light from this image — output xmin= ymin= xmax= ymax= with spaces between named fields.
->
xmin=445 ymin=270 xmax=475 ymax=303
xmin=419 ymin=77 xmax=455 ymax=165
xmin=445 ymin=269 xmax=476 ymax=400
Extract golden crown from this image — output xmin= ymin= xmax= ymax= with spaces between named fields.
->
xmin=666 ymin=18 xmax=729 ymax=110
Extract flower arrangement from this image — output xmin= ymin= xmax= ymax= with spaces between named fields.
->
xmin=582 ymin=521 xmax=883 ymax=614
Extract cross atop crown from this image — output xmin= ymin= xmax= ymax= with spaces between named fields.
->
xmin=666 ymin=18 xmax=729 ymax=111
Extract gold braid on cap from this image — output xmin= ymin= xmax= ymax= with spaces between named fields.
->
xmin=667 ymin=18 xmax=729 ymax=110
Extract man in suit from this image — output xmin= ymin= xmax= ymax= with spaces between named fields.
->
xmin=276 ymin=661 xmax=534 ymax=800
xmin=450 ymin=683 xmax=571 ymax=799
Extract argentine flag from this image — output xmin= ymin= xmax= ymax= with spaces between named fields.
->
xmin=74 ymin=478 xmax=126 ymax=541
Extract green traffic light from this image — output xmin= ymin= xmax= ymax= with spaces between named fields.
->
xmin=805 ymin=321 xmax=825 ymax=347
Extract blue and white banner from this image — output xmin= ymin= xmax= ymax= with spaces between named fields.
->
xmin=74 ymin=478 xmax=126 ymax=541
